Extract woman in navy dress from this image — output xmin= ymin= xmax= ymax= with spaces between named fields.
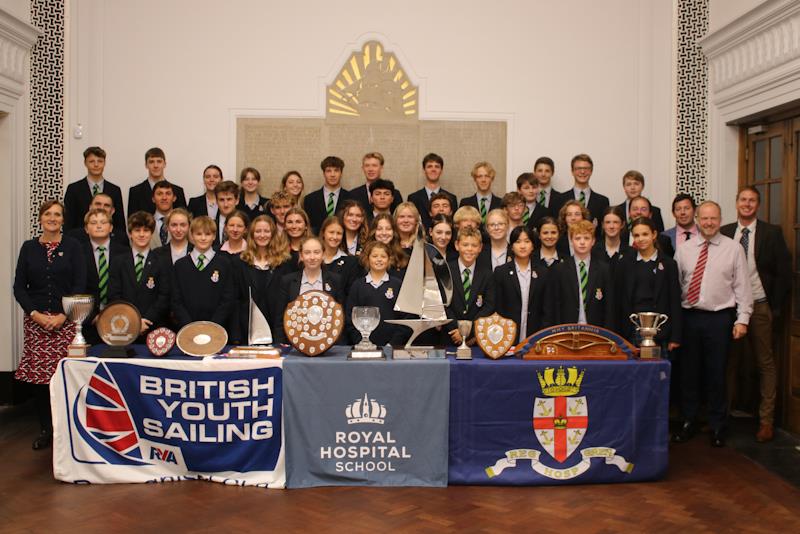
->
xmin=14 ymin=200 xmax=86 ymax=449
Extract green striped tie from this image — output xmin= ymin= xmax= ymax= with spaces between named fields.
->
xmin=579 ymin=190 xmax=586 ymax=207
xmin=479 ymin=197 xmax=487 ymax=222
xmin=538 ymin=190 xmax=546 ymax=206
xmin=135 ymin=253 xmax=144 ymax=283
xmin=97 ymin=246 xmax=108 ymax=305
xmin=462 ymin=268 xmax=471 ymax=307
xmin=326 ymin=192 xmax=335 ymax=217
xmin=92 ymin=183 xmax=100 ymax=196
xmin=522 ymin=207 xmax=530 ymax=224
xmin=197 ymin=253 xmax=206 ymax=271
xmin=579 ymin=260 xmax=588 ymax=308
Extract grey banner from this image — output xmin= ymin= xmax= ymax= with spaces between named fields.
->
xmin=284 ymin=348 xmax=449 ymax=488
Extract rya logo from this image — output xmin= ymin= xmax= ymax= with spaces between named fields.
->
xmin=346 ymin=393 xmax=386 ymax=424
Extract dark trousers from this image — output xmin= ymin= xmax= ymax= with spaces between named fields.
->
xmin=680 ymin=308 xmax=735 ymax=431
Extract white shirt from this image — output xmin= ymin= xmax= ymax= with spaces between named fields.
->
xmin=491 ymin=246 xmax=508 ymax=271
xmin=190 ymin=248 xmax=215 ymax=268
xmin=733 ymin=221 xmax=766 ymax=301
xmin=323 ymin=186 xmax=342 ymax=212
xmin=574 ymin=256 xmax=591 ymax=324
xmin=346 ymin=236 xmax=358 ymax=256
xmin=131 ymin=248 xmax=149 ymax=265
xmin=170 ymin=243 xmax=188 ymax=265
xmin=515 ymin=261 xmax=531 ymax=343
xmin=675 ymin=232 xmax=753 ymax=324
xmin=540 ymin=250 xmax=559 ymax=267
xmin=326 ymin=250 xmax=346 ymax=264
xmin=155 ymin=213 xmax=168 ymax=243
xmin=572 ymin=186 xmax=591 ymax=206
xmin=425 ymin=186 xmax=441 ymax=200
xmin=218 ymin=214 xmax=227 ymax=243
xmin=365 ymin=272 xmax=390 ymax=289
xmin=636 ymin=250 xmax=658 ymax=263
xmin=300 ymin=270 xmax=323 ymax=294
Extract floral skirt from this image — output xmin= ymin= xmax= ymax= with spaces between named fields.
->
xmin=15 ymin=314 xmax=76 ymax=384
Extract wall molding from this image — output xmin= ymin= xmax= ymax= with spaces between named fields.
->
xmin=0 ymin=7 xmax=40 ymax=98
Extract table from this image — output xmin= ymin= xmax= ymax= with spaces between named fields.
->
xmin=448 ymin=351 xmax=670 ymax=485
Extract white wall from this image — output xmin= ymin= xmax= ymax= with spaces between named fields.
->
xmin=65 ymin=0 xmax=674 ymax=216
xmin=0 ymin=0 xmax=28 ymax=23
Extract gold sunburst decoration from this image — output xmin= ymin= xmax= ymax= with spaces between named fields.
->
xmin=327 ymin=40 xmax=418 ymax=120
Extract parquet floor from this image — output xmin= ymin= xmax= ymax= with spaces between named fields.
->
xmin=1 ymin=403 xmax=799 ymax=533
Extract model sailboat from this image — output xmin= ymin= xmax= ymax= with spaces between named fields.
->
xmin=228 ymin=289 xmax=280 ymax=358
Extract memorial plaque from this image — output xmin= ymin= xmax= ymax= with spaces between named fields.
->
xmin=97 ymin=302 xmax=141 ymax=346
xmin=474 ymin=313 xmax=517 ymax=360
xmin=176 ymin=321 xmax=228 ymax=357
xmin=146 ymin=327 xmax=176 ymax=357
xmin=283 ymin=290 xmax=343 ymax=356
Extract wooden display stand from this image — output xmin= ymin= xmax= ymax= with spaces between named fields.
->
xmin=516 ymin=324 xmax=636 ymax=361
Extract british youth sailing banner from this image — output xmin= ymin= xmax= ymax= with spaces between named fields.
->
xmin=283 ymin=351 xmax=449 ymax=488
xmin=448 ymin=357 xmax=670 ymax=485
xmin=51 ymin=357 xmax=284 ymax=487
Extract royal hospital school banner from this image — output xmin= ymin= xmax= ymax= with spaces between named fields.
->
xmin=51 ymin=357 xmax=284 ymax=488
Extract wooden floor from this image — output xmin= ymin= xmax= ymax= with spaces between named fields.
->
xmin=2 ymin=404 xmax=800 ymax=533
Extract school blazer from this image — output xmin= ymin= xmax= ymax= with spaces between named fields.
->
xmin=63 ymin=177 xmax=126 ymax=234
xmin=408 ymin=188 xmax=458 ymax=230
xmin=108 ymin=250 xmax=170 ymax=327
xmin=127 ymin=179 xmax=187 ymax=216
xmin=619 ymin=230 xmax=675 ymax=259
xmin=720 ymin=219 xmax=792 ymax=315
xmin=524 ymin=202 xmax=551 ymax=233
xmin=171 ymin=253 xmax=235 ymax=329
xmin=614 ymin=253 xmax=682 ymax=345
xmin=187 ymin=195 xmax=210 ymax=218
xmin=303 ymin=188 xmax=350 ymax=234
xmin=557 ymin=189 xmax=610 ymax=228
xmin=491 ymin=260 xmax=548 ymax=338
xmin=615 ymin=202 xmax=665 ymax=232
xmin=459 ymin=194 xmax=503 ymax=214
xmin=445 ymin=260 xmax=495 ymax=334
xmin=273 ymin=271 xmax=345 ymax=344
xmin=349 ymin=184 xmax=403 ymax=216
xmin=543 ymin=258 xmax=616 ymax=331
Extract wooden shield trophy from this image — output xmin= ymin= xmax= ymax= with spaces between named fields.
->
xmin=176 ymin=321 xmax=228 ymax=357
xmin=96 ymin=301 xmax=141 ymax=357
xmin=474 ymin=313 xmax=517 ymax=359
xmin=283 ymin=290 xmax=343 ymax=356
xmin=146 ymin=327 xmax=176 ymax=357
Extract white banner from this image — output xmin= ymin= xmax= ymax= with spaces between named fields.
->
xmin=485 ymin=448 xmax=633 ymax=481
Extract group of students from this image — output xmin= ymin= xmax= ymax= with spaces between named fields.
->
xmin=13 ymin=145 xmax=725 ymax=450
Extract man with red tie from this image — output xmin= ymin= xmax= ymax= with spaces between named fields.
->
xmin=673 ymin=201 xmax=752 ymax=448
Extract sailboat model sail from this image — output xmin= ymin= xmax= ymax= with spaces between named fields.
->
xmin=248 ymin=292 xmax=273 ymax=345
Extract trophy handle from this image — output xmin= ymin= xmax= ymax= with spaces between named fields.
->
xmin=629 ymin=313 xmax=640 ymax=327
xmin=657 ymin=314 xmax=669 ymax=328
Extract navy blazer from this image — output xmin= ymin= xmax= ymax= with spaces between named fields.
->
xmin=445 ymin=259 xmax=495 ymax=338
xmin=557 ymin=189 xmax=610 ymax=231
xmin=187 ymin=194 xmax=212 ymax=218
xmin=127 ymin=179 xmax=187 ymax=216
xmin=616 ymin=201 xmax=665 ymax=232
xmin=615 ymin=252 xmax=682 ymax=345
xmin=274 ymin=270 xmax=345 ymax=344
xmin=303 ymin=187 xmax=350 ymax=234
xmin=14 ymin=236 xmax=86 ymax=315
xmin=491 ymin=260 xmax=548 ymax=339
xmin=543 ymin=257 xmax=616 ymax=331
xmin=459 ymin=194 xmax=503 ymax=216
xmin=108 ymin=249 xmax=170 ymax=329
xmin=407 ymin=188 xmax=458 ymax=230
xmin=349 ymin=184 xmax=403 ymax=217
xmin=63 ymin=177 xmax=126 ymax=235
xmin=171 ymin=252 xmax=235 ymax=331
xmin=721 ymin=219 xmax=792 ymax=315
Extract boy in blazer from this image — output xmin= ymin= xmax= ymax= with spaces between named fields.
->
xmin=303 ymin=156 xmax=350 ymax=234
xmin=558 ymin=153 xmax=609 ymax=234
xmin=64 ymin=146 xmax=126 ymax=235
xmin=171 ymin=216 xmax=236 ymax=337
xmin=544 ymin=219 xmax=615 ymax=331
xmin=408 ymin=153 xmax=458 ymax=230
xmin=108 ymin=211 xmax=170 ymax=340
xmin=459 ymin=161 xmax=502 ymax=225
xmin=128 ymin=147 xmax=187 ymax=215
xmin=445 ymin=227 xmax=495 ymax=345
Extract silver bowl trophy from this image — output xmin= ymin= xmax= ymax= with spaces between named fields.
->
xmin=456 ymin=320 xmax=473 ymax=360
xmin=62 ymin=294 xmax=94 ymax=357
xmin=386 ymin=232 xmax=453 ymax=359
xmin=349 ymin=306 xmax=385 ymax=360
xmin=629 ymin=312 xmax=668 ymax=359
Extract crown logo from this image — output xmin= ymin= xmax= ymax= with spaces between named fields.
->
xmin=537 ymin=366 xmax=585 ymax=397
xmin=346 ymin=393 xmax=386 ymax=424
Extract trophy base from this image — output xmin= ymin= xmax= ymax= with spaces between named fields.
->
xmin=100 ymin=346 xmax=136 ymax=358
xmin=348 ymin=348 xmax=386 ymax=360
xmin=392 ymin=347 xmax=446 ymax=359
xmin=456 ymin=347 xmax=473 ymax=360
xmin=67 ymin=343 xmax=89 ymax=358
xmin=227 ymin=346 xmax=281 ymax=359
xmin=639 ymin=346 xmax=662 ymax=359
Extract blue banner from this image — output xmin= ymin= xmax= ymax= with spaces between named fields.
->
xmin=449 ymin=356 xmax=670 ymax=485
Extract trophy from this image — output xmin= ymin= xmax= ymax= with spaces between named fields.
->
xmin=629 ymin=312 xmax=668 ymax=359
xmin=228 ymin=291 xmax=281 ymax=358
xmin=474 ymin=313 xmax=517 ymax=360
xmin=283 ymin=290 xmax=343 ymax=356
xmin=62 ymin=294 xmax=94 ymax=357
xmin=96 ymin=301 xmax=141 ymax=357
xmin=349 ymin=306 xmax=385 ymax=360
xmin=456 ymin=320 xmax=473 ymax=360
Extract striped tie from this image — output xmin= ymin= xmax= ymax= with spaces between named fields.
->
xmin=522 ymin=207 xmax=530 ymax=224
xmin=134 ymin=253 xmax=144 ymax=283
xmin=479 ymin=198 xmax=487 ymax=222
xmin=686 ymin=241 xmax=708 ymax=305
xmin=740 ymin=227 xmax=750 ymax=258
xmin=462 ymin=268 xmax=471 ymax=307
xmin=197 ymin=253 xmax=206 ymax=271
xmin=92 ymin=183 xmax=100 ymax=196
xmin=326 ymin=192 xmax=335 ymax=217
xmin=538 ymin=190 xmax=546 ymax=207
xmin=97 ymin=246 xmax=108 ymax=305
xmin=579 ymin=190 xmax=586 ymax=207
xmin=159 ymin=217 xmax=168 ymax=245
xmin=579 ymin=260 xmax=588 ymax=308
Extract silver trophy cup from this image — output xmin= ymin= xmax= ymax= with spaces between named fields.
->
xmin=456 ymin=320 xmax=473 ymax=359
xmin=63 ymin=294 xmax=95 ymax=357
xmin=349 ymin=306 xmax=385 ymax=359
xmin=629 ymin=312 xmax=668 ymax=359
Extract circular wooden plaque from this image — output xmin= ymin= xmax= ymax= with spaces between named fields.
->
xmin=475 ymin=313 xmax=518 ymax=359
xmin=146 ymin=327 xmax=176 ymax=357
xmin=283 ymin=290 xmax=343 ymax=356
xmin=97 ymin=301 xmax=142 ymax=346
xmin=176 ymin=321 xmax=228 ymax=357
